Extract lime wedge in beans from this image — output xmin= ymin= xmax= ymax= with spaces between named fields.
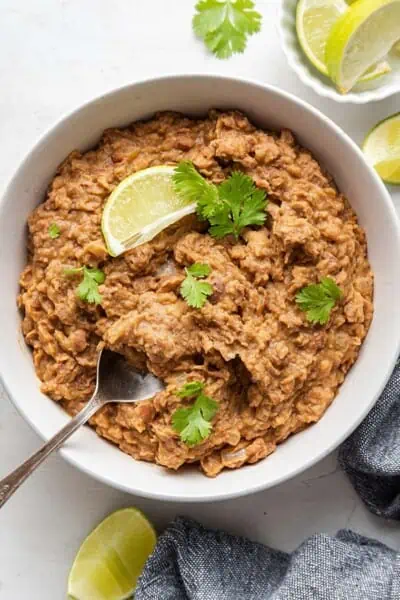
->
xmin=102 ymin=165 xmax=196 ymax=256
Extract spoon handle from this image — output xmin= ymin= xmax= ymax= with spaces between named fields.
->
xmin=0 ymin=396 xmax=101 ymax=508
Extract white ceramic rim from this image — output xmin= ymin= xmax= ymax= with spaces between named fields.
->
xmin=1 ymin=73 xmax=400 ymax=502
xmin=278 ymin=0 xmax=400 ymax=104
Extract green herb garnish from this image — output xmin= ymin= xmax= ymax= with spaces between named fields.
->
xmin=173 ymin=162 xmax=267 ymax=240
xmin=48 ymin=223 xmax=61 ymax=239
xmin=173 ymin=161 xmax=219 ymax=216
xmin=208 ymin=171 xmax=267 ymax=238
xmin=180 ymin=263 xmax=213 ymax=309
xmin=296 ymin=277 xmax=343 ymax=325
xmin=176 ymin=381 xmax=206 ymax=398
xmin=64 ymin=266 xmax=105 ymax=305
xmin=172 ymin=382 xmax=218 ymax=446
xmin=193 ymin=0 xmax=262 ymax=59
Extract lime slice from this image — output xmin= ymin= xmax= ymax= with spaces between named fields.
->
xmin=102 ymin=165 xmax=196 ymax=256
xmin=296 ymin=0 xmax=391 ymax=82
xmin=325 ymin=0 xmax=400 ymax=93
xmin=375 ymin=159 xmax=400 ymax=184
xmin=296 ymin=0 xmax=349 ymax=75
xmin=67 ymin=508 xmax=157 ymax=600
xmin=363 ymin=113 xmax=400 ymax=184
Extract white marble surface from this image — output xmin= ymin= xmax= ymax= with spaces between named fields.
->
xmin=0 ymin=1 xmax=399 ymax=598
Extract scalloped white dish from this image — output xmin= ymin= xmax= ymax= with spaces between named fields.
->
xmin=279 ymin=0 xmax=400 ymax=104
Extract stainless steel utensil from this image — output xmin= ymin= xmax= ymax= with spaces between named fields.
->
xmin=0 ymin=349 xmax=163 ymax=508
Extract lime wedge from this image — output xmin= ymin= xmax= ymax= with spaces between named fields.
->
xmin=67 ymin=508 xmax=156 ymax=600
xmin=363 ymin=113 xmax=400 ymax=184
xmin=296 ymin=0 xmax=391 ymax=82
xmin=296 ymin=0 xmax=348 ymax=75
xmin=102 ymin=165 xmax=196 ymax=256
xmin=375 ymin=159 xmax=400 ymax=184
xmin=325 ymin=0 xmax=400 ymax=93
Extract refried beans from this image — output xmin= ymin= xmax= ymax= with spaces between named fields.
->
xmin=18 ymin=110 xmax=373 ymax=477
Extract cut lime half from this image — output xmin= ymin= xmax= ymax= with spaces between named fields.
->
xmin=102 ymin=165 xmax=196 ymax=256
xmin=67 ymin=508 xmax=157 ymax=600
xmin=363 ymin=113 xmax=400 ymax=184
xmin=296 ymin=0 xmax=391 ymax=81
xmin=325 ymin=0 xmax=400 ymax=93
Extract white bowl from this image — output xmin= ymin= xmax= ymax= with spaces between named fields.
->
xmin=279 ymin=0 xmax=400 ymax=104
xmin=1 ymin=75 xmax=400 ymax=502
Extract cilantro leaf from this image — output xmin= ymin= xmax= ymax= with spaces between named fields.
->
xmin=180 ymin=276 xmax=213 ymax=309
xmin=196 ymin=394 xmax=219 ymax=421
xmin=176 ymin=381 xmax=205 ymax=398
xmin=186 ymin=263 xmax=212 ymax=278
xmin=64 ymin=266 xmax=105 ymax=305
xmin=173 ymin=162 xmax=268 ymax=240
xmin=180 ymin=263 xmax=213 ymax=309
xmin=48 ymin=223 xmax=61 ymax=239
xmin=173 ymin=161 xmax=220 ymax=219
xmin=172 ymin=393 xmax=219 ymax=446
xmin=193 ymin=0 xmax=262 ymax=59
xmin=209 ymin=171 xmax=267 ymax=239
xmin=296 ymin=277 xmax=343 ymax=325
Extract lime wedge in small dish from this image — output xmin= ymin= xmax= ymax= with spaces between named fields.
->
xmin=102 ymin=165 xmax=196 ymax=256
xmin=325 ymin=0 xmax=400 ymax=93
xmin=296 ymin=0 xmax=391 ymax=81
xmin=363 ymin=113 xmax=400 ymax=184
xmin=296 ymin=0 xmax=348 ymax=75
xmin=67 ymin=508 xmax=157 ymax=600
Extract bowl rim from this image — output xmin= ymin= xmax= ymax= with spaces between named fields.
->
xmin=1 ymin=73 xmax=400 ymax=502
xmin=278 ymin=0 xmax=400 ymax=104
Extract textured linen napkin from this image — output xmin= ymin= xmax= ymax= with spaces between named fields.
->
xmin=339 ymin=360 xmax=400 ymax=520
xmin=136 ymin=361 xmax=400 ymax=600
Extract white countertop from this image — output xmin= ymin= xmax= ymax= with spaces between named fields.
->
xmin=0 ymin=1 xmax=399 ymax=598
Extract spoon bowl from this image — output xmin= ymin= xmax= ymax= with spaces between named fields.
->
xmin=95 ymin=349 xmax=164 ymax=403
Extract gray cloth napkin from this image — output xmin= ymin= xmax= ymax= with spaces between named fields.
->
xmin=339 ymin=360 xmax=400 ymax=520
xmin=136 ymin=519 xmax=400 ymax=600
xmin=136 ymin=361 xmax=400 ymax=600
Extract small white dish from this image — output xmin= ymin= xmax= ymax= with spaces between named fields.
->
xmin=1 ymin=75 xmax=400 ymax=502
xmin=279 ymin=0 xmax=400 ymax=104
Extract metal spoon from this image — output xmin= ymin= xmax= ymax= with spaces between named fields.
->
xmin=0 ymin=349 xmax=163 ymax=508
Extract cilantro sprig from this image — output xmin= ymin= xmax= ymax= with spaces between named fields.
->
xmin=173 ymin=162 xmax=267 ymax=240
xmin=172 ymin=381 xmax=219 ymax=446
xmin=193 ymin=0 xmax=262 ymax=59
xmin=209 ymin=171 xmax=267 ymax=238
xmin=173 ymin=161 xmax=219 ymax=215
xmin=180 ymin=263 xmax=213 ymax=309
xmin=64 ymin=266 xmax=105 ymax=305
xmin=176 ymin=381 xmax=206 ymax=397
xmin=296 ymin=277 xmax=343 ymax=325
xmin=48 ymin=223 xmax=61 ymax=239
